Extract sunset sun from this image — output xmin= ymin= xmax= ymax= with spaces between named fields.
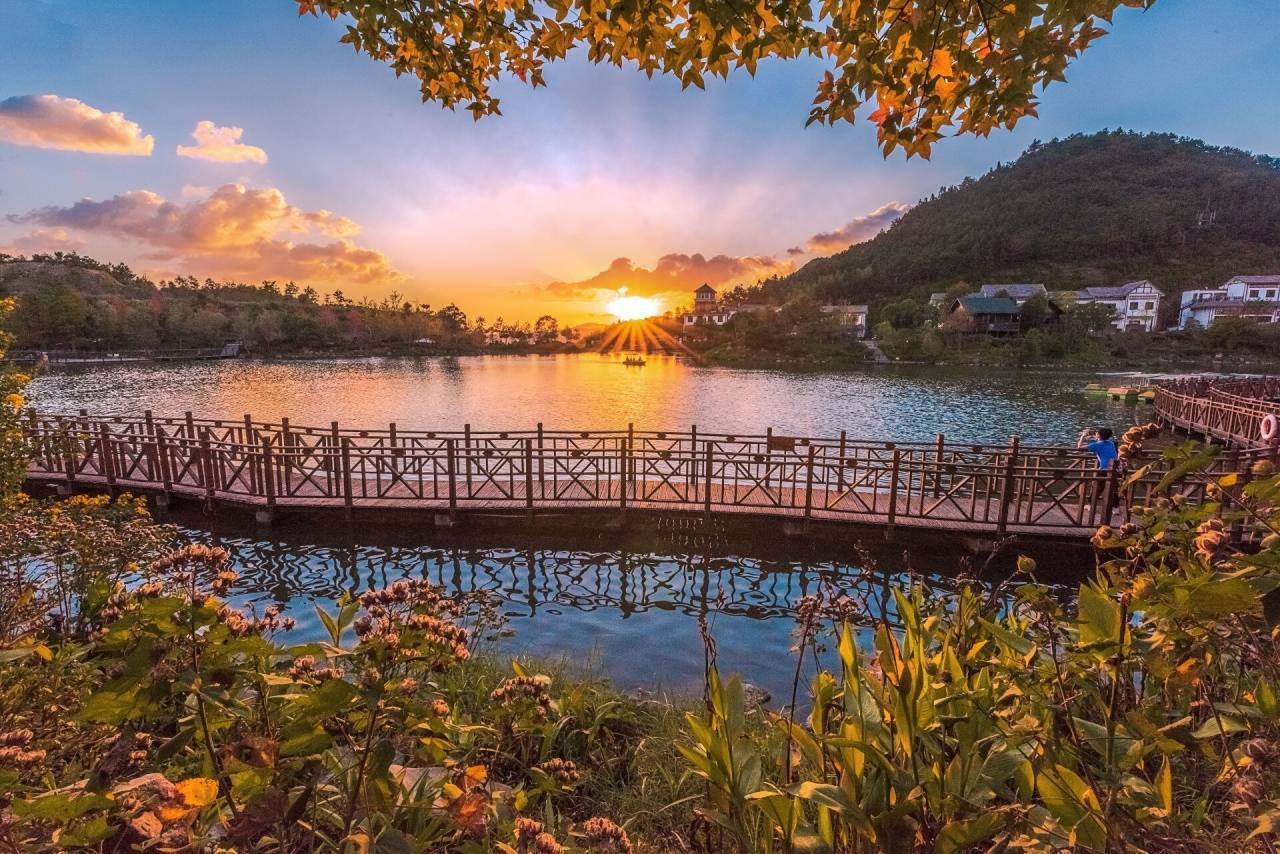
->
xmin=605 ymin=291 xmax=660 ymax=322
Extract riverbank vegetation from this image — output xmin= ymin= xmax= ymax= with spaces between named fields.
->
xmin=0 ymin=254 xmax=576 ymax=357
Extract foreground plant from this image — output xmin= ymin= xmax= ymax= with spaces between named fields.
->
xmin=680 ymin=450 xmax=1280 ymax=852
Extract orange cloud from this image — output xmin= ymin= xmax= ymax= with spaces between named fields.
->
xmin=176 ymin=120 xmax=268 ymax=164
xmin=0 ymin=94 xmax=154 ymax=155
xmin=804 ymin=202 xmax=910 ymax=254
xmin=538 ymin=252 xmax=794 ymax=304
xmin=10 ymin=184 xmax=399 ymax=286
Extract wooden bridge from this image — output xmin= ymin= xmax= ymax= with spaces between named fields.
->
xmin=23 ymin=411 xmax=1270 ymax=540
xmin=1154 ymin=377 xmax=1280 ymax=449
xmin=6 ymin=342 xmax=243 ymax=367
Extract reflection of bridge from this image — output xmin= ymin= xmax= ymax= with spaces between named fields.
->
xmin=21 ymin=412 xmax=1269 ymax=539
xmin=1155 ymin=377 xmax=1280 ymax=448
xmin=212 ymin=536 xmax=932 ymax=626
xmin=7 ymin=343 xmax=242 ymax=366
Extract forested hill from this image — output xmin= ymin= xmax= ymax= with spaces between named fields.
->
xmin=785 ymin=131 xmax=1280 ymax=304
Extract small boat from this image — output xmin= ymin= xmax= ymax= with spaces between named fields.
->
xmin=1083 ymin=383 xmax=1107 ymax=395
xmin=623 ymin=357 xmax=646 ymax=366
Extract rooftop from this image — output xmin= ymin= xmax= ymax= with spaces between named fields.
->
xmin=978 ymin=283 xmax=1047 ymax=300
xmin=955 ymin=295 xmax=1021 ymax=314
xmin=1078 ymin=280 xmax=1163 ymax=299
xmin=1228 ymin=275 xmax=1280 ymax=286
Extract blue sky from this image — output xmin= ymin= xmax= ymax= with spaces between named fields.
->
xmin=0 ymin=0 xmax=1276 ymax=322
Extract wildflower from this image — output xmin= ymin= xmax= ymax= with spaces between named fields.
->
xmin=211 ymin=569 xmax=239 ymax=595
xmin=288 ymin=656 xmax=316 ymax=680
xmin=535 ymin=832 xmax=566 ymax=854
xmin=537 ymin=758 xmax=581 ymax=785
xmin=1090 ymin=525 xmax=1115 ymax=549
xmin=399 ymin=677 xmax=419 ymax=694
xmin=1252 ymin=459 xmax=1276 ymax=478
xmin=5 ymin=393 xmax=23 ymax=410
xmin=581 ymin=816 xmax=632 ymax=854
xmin=360 ymin=666 xmax=382 ymax=689
xmin=515 ymin=816 xmax=544 ymax=844
xmin=430 ymin=698 xmax=451 ymax=717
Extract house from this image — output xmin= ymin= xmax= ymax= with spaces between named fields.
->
xmin=1178 ymin=275 xmax=1280 ymax=329
xmin=819 ymin=304 xmax=869 ymax=338
xmin=977 ymin=283 xmax=1048 ymax=305
xmin=947 ymin=296 xmax=1022 ymax=336
xmin=928 ymin=292 xmax=948 ymax=307
xmin=1075 ymin=280 xmax=1164 ymax=332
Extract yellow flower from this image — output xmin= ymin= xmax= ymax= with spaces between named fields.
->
xmin=5 ymin=393 xmax=24 ymax=410
xmin=175 ymin=777 xmax=219 ymax=808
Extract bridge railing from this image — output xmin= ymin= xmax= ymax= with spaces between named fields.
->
xmin=21 ymin=411 xmax=1277 ymax=537
xmin=1155 ymin=378 xmax=1280 ymax=448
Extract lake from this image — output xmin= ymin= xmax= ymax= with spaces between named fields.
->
xmin=27 ymin=355 xmax=1140 ymax=697
xmin=27 ymin=353 xmax=1146 ymax=444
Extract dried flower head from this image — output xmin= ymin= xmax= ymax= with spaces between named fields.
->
xmin=581 ymin=816 xmax=632 ymax=854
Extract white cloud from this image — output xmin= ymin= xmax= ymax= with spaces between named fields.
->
xmin=176 ymin=121 xmax=268 ymax=164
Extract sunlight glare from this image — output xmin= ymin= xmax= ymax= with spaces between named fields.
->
xmin=606 ymin=292 xmax=661 ymax=321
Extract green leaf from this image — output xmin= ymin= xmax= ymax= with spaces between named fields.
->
xmin=935 ymin=812 xmax=1004 ymax=854
xmin=1076 ymin=583 xmax=1121 ymax=649
xmin=12 ymin=792 xmax=113 ymax=822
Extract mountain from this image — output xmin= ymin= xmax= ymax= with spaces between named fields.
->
xmin=783 ymin=130 xmax=1280 ymax=306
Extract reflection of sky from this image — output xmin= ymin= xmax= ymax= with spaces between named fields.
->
xmin=2 ymin=1 xmax=1277 ymax=321
xmin=27 ymin=356 xmax=1144 ymax=445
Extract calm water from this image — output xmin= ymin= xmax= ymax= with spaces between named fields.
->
xmin=29 ymin=355 xmax=1132 ymax=696
xmin=28 ymin=354 xmax=1146 ymax=444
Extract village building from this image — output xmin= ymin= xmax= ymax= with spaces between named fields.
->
xmin=1178 ymin=275 xmax=1280 ymax=329
xmin=680 ymin=284 xmax=774 ymax=328
xmin=819 ymin=304 xmax=869 ymax=338
xmin=1075 ymin=280 xmax=1164 ymax=332
xmin=946 ymin=295 xmax=1023 ymax=336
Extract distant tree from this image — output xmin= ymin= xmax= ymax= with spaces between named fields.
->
xmin=1019 ymin=294 xmax=1052 ymax=330
xmin=879 ymin=298 xmax=928 ymax=330
xmin=533 ymin=314 xmax=560 ymax=345
xmin=300 ymin=0 xmax=1153 ymax=157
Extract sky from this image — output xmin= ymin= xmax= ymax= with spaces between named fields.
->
xmin=1 ymin=0 xmax=1277 ymax=325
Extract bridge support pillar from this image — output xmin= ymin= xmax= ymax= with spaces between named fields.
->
xmin=254 ymin=508 xmax=275 ymax=526
xmin=433 ymin=512 xmax=456 ymax=528
xmin=154 ymin=492 xmax=173 ymax=511
xmin=55 ymin=483 xmax=74 ymax=497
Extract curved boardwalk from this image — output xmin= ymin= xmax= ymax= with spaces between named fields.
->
xmin=1155 ymin=377 xmax=1280 ymax=448
xmin=19 ymin=411 xmax=1262 ymax=539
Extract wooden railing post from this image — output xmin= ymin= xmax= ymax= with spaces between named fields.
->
xmin=1101 ymin=460 xmax=1120 ymax=525
xmin=262 ymin=438 xmax=277 ymax=512
xmin=996 ymin=436 xmax=1020 ymax=537
xmin=329 ymin=421 xmax=340 ymax=482
xmin=144 ymin=410 xmax=157 ymax=479
xmin=184 ymin=411 xmax=196 ymax=443
xmin=98 ymin=421 xmax=116 ymax=489
xmin=155 ymin=423 xmax=173 ymax=494
xmin=243 ymin=414 xmax=257 ymax=492
xmin=446 ymin=438 xmax=458 ymax=518
xmin=619 ymin=435 xmax=628 ymax=513
xmin=627 ymin=423 xmax=635 ymax=486
xmin=703 ymin=440 xmax=714 ymax=517
xmin=837 ymin=430 xmax=847 ymax=492
xmin=933 ymin=432 xmax=945 ymax=497
xmin=199 ymin=429 xmax=215 ymax=506
xmin=690 ymin=424 xmax=698 ymax=494
xmin=463 ymin=423 xmax=473 ymax=493
xmin=340 ymin=437 xmax=354 ymax=517
xmin=59 ymin=417 xmax=77 ymax=488
xmin=803 ymin=444 xmax=817 ymax=518
xmin=280 ymin=417 xmax=292 ymax=492
xmin=536 ymin=422 xmax=545 ymax=499
xmin=887 ymin=448 xmax=901 ymax=533
xmin=524 ymin=437 xmax=534 ymax=519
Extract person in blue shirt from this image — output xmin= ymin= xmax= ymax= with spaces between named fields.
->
xmin=1078 ymin=427 xmax=1119 ymax=470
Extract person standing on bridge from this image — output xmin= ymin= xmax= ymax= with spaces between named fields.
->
xmin=1078 ymin=427 xmax=1119 ymax=470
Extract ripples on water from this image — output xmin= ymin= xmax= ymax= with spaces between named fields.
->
xmin=28 ymin=354 xmax=1145 ymax=445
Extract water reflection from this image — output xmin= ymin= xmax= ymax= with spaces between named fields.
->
xmin=204 ymin=525 xmax=1057 ymax=701
xmin=28 ymin=355 xmax=1144 ymax=445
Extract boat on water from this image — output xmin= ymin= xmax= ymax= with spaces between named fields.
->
xmin=623 ymin=357 xmax=646 ymax=366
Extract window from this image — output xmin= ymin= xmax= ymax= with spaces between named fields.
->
xmin=1250 ymin=290 xmax=1261 ymax=299
xmin=1129 ymin=301 xmax=1139 ymax=310
xmin=1145 ymin=302 xmax=1154 ymax=310
xmin=1268 ymin=290 xmax=1277 ymax=299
